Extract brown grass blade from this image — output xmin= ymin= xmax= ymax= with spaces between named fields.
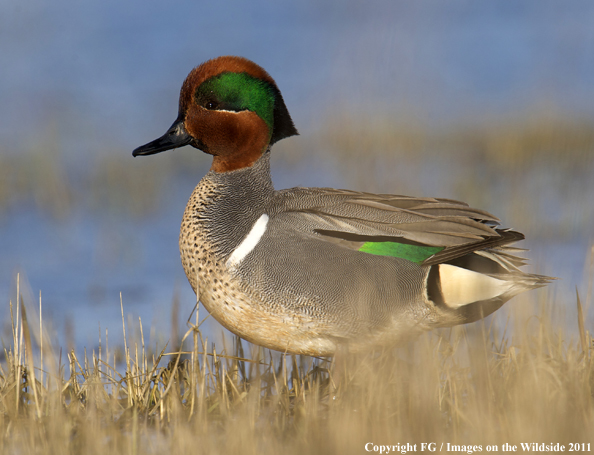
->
xmin=20 ymin=300 xmax=41 ymax=418
xmin=576 ymin=288 xmax=589 ymax=359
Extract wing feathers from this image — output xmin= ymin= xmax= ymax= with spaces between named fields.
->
xmin=350 ymin=199 xmax=499 ymax=222
xmin=274 ymin=187 xmax=526 ymax=265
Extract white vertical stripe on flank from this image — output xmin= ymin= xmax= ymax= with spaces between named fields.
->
xmin=227 ymin=214 xmax=269 ymax=268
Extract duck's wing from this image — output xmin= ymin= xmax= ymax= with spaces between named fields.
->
xmin=272 ymin=187 xmax=522 ymax=266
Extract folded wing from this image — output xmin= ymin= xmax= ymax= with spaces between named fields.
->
xmin=273 ymin=187 xmax=520 ymax=266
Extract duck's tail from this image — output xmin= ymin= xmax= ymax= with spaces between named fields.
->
xmin=427 ymin=244 xmax=555 ymax=326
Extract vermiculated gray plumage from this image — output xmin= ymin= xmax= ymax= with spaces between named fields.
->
xmin=178 ymin=151 xmax=551 ymax=355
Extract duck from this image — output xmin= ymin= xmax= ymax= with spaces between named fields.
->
xmin=133 ymin=56 xmax=551 ymax=356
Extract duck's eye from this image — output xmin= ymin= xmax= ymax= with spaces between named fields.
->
xmin=205 ymin=100 xmax=218 ymax=110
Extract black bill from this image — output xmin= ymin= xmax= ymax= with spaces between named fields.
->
xmin=132 ymin=118 xmax=193 ymax=157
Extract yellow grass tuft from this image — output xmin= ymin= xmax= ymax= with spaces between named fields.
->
xmin=1 ymin=277 xmax=593 ymax=453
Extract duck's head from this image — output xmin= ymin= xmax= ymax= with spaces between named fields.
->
xmin=133 ymin=56 xmax=298 ymax=172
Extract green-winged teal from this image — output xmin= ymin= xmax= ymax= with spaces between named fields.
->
xmin=133 ymin=56 xmax=551 ymax=356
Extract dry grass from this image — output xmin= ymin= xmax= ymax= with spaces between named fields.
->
xmin=317 ymin=107 xmax=594 ymax=164
xmin=1 ymin=279 xmax=593 ymax=454
xmin=0 ymin=136 xmax=209 ymax=220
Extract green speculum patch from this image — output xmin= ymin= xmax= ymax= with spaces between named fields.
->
xmin=196 ymin=72 xmax=275 ymax=132
xmin=358 ymin=242 xmax=444 ymax=264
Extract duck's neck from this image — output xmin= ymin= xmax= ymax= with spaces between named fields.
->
xmin=192 ymin=150 xmax=275 ymax=257
xmin=207 ymin=149 xmax=274 ymax=198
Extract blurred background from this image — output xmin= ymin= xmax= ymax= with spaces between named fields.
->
xmin=1 ymin=0 xmax=593 ymax=352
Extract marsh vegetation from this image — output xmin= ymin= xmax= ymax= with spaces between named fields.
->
xmin=1 ymin=283 xmax=593 ymax=453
